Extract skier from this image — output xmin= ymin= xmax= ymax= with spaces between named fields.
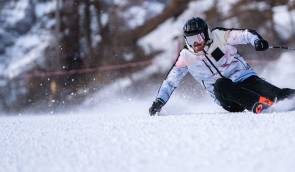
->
xmin=149 ymin=17 xmax=295 ymax=115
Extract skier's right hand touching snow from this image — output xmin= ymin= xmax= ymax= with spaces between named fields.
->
xmin=149 ymin=98 xmax=165 ymax=116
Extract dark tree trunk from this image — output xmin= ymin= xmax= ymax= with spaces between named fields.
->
xmin=60 ymin=0 xmax=82 ymax=70
xmin=84 ymin=0 xmax=92 ymax=57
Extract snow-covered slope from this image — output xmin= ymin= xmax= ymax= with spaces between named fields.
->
xmin=1 ymin=107 xmax=295 ymax=172
xmin=0 ymin=0 xmax=55 ymax=80
xmin=0 ymin=0 xmax=55 ymax=107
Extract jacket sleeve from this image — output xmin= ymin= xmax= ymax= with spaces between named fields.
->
xmin=225 ymin=29 xmax=260 ymax=46
xmin=156 ymin=65 xmax=188 ymax=103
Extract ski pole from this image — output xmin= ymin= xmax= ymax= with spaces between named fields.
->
xmin=269 ymin=45 xmax=295 ymax=51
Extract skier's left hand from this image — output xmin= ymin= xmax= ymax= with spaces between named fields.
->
xmin=254 ymin=39 xmax=269 ymax=51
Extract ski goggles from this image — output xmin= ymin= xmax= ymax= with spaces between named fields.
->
xmin=185 ymin=33 xmax=205 ymax=46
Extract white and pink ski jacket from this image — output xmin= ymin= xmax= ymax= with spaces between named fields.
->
xmin=157 ymin=28 xmax=261 ymax=104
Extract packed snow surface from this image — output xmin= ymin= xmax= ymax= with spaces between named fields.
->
xmin=1 ymin=104 xmax=295 ymax=172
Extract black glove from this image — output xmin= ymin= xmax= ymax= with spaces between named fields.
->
xmin=254 ymin=39 xmax=269 ymax=51
xmin=149 ymin=98 xmax=165 ymax=116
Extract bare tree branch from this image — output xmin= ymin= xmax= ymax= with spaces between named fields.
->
xmin=129 ymin=0 xmax=190 ymax=41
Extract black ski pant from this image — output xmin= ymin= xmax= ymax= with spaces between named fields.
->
xmin=214 ymin=75 xmax=295 ymax=112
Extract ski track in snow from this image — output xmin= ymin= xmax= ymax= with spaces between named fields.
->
xmin=1 ymin=101 xmax=295 ymax=172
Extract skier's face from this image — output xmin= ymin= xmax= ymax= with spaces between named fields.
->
xmin=186 ymin=33 xmax=205 ymax=52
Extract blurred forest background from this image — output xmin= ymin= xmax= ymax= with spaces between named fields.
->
xmin=0 ymin=0 xmax=294 ymax=113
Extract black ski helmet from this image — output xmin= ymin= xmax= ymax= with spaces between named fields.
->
xmin=183 ymin=17 xmax=209 ymax=41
